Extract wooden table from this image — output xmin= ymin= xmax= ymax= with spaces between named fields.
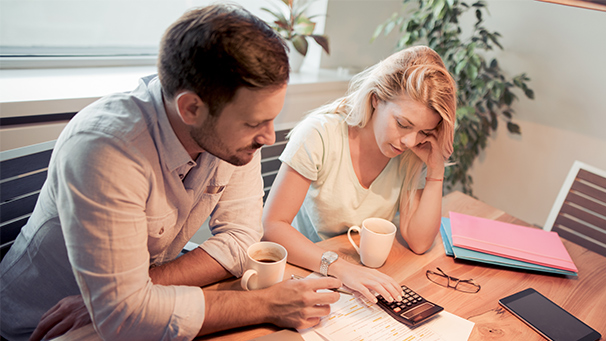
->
xmin=199 ymin=191 xmax=606 ymax=340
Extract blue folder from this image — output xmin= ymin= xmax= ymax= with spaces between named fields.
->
xmin=440 ymin=217 xmax=577 ymax=276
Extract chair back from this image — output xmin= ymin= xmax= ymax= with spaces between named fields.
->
xmin=544 ymin=161 xmax=606 ymax=256
xmin=0 ymin=141 xmax=55 ymax=260
xmin=260 ymin=128 xmax=290 ymax=202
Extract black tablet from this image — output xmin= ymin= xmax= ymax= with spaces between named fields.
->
xmin=499 ymin=288 xmax=601 ymax=341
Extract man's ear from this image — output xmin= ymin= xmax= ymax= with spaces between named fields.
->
xmin=175 ymin=92 xmax=209 ymax=126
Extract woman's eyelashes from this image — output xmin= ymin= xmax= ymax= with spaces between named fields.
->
xmin=396 ymin=120 xmax=432 ymax=137
xmin=395 ymin=115 xmax=435 ymax=139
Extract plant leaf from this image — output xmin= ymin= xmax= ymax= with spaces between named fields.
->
xmin=434 ymin=0 xmax=446 ymax=18
xmin=467 ymin=64 xmax=478 ymax=80
xmin=293 ymin=15 xmax=315 ymax=36
xmin=261 ymin=8 xmax=288 ymax=28
xmin=291 ymin=35 xmax=309 ymax=56
xmin=371 ymin=24 xmax=385 ymax=42
xmin=507 ymin=122 xmax=521 ymax=134
xmin=310 ymin=35 xmax=330 ymax=54
xmin=455 ymin=60 xmax=466 ymax=75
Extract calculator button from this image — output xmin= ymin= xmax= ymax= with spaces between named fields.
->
xmin=375 ymin=284 xmax=444 ymax=326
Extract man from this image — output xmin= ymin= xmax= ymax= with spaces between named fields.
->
xmin=0 ymin=5 xmax=340 ymax=341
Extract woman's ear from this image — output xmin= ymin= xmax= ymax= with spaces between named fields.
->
xmin=371 ymin=93 xmax=378 ymax=109
xmin=175 ymin=92 xmax=208 ymax=126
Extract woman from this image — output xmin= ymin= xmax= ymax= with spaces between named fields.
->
xmin=263 ymin=46 xmax=456 ymax=303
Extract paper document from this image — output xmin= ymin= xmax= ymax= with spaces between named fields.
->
xmin=298 ymin=274 xmax=474 ymax=341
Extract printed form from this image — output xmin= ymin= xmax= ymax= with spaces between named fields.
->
xmin=298 ymin=287 xmax=474 ymax=341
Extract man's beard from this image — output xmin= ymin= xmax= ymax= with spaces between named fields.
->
xmin=190 ymin=123 xmax=262 ymax=166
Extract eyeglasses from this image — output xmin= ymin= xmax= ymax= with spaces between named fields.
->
xmin=426 ymin=267 xmax=481 ymax=294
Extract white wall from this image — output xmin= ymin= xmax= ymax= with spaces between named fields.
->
xmin=321 ymin=0 xmax=606 ymax=227
xmin=321 ymin=0 xmax=402 ymax=72
xmin=466 ymin=0 xmax=606 ymax=227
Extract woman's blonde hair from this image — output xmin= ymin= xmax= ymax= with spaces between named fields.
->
xmin=305 ymin=45 xmax=456 ymax=209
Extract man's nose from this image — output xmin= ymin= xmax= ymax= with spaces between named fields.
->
xmin=256 ymin=121 xmax=276 ymax=146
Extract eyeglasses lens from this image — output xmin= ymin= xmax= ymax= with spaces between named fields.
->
xmin=427 ymin=271 xmax=450 ymax=287
xmin=427 ymin=270 xmax=480 ymax=293
xmin=455 ymin=280 xmax=480 ymax=293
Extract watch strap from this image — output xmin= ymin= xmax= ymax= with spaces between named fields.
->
xmin=320 ymin=251 xmax=338 ymax=276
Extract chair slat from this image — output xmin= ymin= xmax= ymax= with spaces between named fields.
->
xmin=552 ymin=225 xmax=606 ymax=257
xmin=261 ymin=158 xmax=282 ymax=175
xmin=564 ymin=191 xmax=606 ymax=217
xmin=261 ymin=143 xmax=287 ymax=159
xmin=0 ymin=149 xmax=52 ymax=179
xmin=1 ymin=242 xmax=15 ymax=260
xmin=275 ymin=129 xmax=289 ymax=143
xmin=578 ymin=168 xmax=606 ymax=189
xmin=263 ymin=189 xmax=270 ymax=203
xmin=1 ymin=171 xmax=47 ymax=203
xmin=263 ymin=173 xmax=278 ymax=189
xmin=1 ymin=216 xmax=29 ymax=246
xmin=554 ymin=213 xmax=606 ymax=244
xmin=0 ymin=193 xmax=39 ymax=223
xmin=570 ymin=180 xmax=606 ymax=204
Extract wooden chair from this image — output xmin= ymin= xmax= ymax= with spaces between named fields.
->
xmin=260 ymin=128 xmax=290 ymax=202
xmin=0 ymin=128 xmax=292 ymax=258
xmin=0 ymin=140 xmax=56 ymax=260
xmin=544 ymin=160 xmax=606 ymax=256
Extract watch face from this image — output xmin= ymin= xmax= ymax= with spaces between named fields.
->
xmin=324 ymin=251 xmax=338 ymax=263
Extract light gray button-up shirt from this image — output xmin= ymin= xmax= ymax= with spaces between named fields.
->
xmin=0 ymin=75 xmax=264 ymax=340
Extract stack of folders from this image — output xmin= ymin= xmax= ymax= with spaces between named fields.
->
xmin=440 ymin=212 xmax=578 ymax=276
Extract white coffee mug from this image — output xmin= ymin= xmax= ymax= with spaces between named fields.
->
xmin=241 ymin=241 xmax=287 ymax=291
xmin=347 ymin=217 xmax=397 ymax=268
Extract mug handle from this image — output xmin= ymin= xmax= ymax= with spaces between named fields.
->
xmin=241 ymin=269 xmax=257 ymax=291
xmin=347 ymin=225 xmax=361 ymax=255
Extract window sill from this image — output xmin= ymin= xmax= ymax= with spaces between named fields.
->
xmin=0 ymin=66 xmax=352 ymax=118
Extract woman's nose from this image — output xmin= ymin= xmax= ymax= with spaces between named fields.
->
xmin=402 ymin=132 xmax=417 ymax=148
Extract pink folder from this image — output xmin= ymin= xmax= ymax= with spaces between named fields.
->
xmin=449 ymin=212 xmax=578 ymax=272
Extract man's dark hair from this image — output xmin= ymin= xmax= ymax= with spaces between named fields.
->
xmin=158 ymin=4 xmax=290 ymax=116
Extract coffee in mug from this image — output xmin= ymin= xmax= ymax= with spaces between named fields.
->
xmin=241 ymin=242 xmax=287 ymax=290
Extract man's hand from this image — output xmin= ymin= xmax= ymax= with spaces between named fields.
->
xmin=29 ymin=247 xmax=229 ymax=340
xmin=32 ymin=275 xmax=343 ymax=339
xmin=29 ymin=295 xmax=91 ymax=341
xmin=199 ymin=276 xmax=342 ymax=335
xmin=262 ymin=276 xmax=342 ymax=329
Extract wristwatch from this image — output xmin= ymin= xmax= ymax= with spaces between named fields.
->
xmin=320 ymin=251 xmax=339 ymax=276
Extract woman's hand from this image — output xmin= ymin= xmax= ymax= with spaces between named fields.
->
xmin=330 ymin=260 xmax=403 ymax=304
xmin=410 ymin=135 xmax=444 ymax=177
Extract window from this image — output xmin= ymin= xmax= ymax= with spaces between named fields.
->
xmin=0 ymin=0 xmax=324 ymax=69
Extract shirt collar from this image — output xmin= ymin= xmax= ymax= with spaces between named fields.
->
xmin=146 ymin=76 xmax=194 ymax=173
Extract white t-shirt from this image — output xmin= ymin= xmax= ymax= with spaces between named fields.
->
xmin=280 ymin=113 xmax=423 ymax=242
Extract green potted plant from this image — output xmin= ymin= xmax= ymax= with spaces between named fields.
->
xmin=372 ymin=0 xmax=534 ymax=196
xmin=262 ymin=0 xmax=330 ymax=71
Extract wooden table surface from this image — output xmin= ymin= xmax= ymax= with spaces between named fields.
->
xmin=199 ymin=191 xmax=606 ymax=341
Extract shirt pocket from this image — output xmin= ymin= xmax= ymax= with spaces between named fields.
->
xmin=146 ymin=208 xmax=178 ymax=257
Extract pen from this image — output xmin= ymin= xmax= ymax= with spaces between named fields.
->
xmin=291 ymin=274 xmax=353 ymax=295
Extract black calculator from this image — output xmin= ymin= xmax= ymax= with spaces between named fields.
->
xmin=376 ymin=285 xmax=444 ymax=326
